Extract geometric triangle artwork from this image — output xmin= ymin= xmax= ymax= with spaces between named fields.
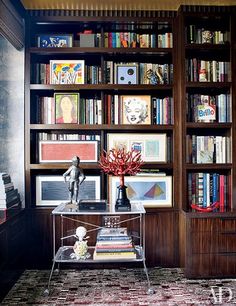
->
xmin=126 ymin=184 xmax=137 ymax=198
xmin=144 ymin=183 xmax=164 ymax=198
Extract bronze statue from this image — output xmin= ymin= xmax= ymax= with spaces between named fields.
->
xmin=63 ymin=156 xmax=85 ymax=204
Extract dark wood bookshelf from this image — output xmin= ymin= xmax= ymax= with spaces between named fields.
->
xmin=22 ymin=6 xmax=236 ymax=277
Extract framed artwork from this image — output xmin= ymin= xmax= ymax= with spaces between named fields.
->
xmin=37 ymin=34 xmax=73 ymax=48
xmin=109 ymin=175 xmax=172 ymax=208
xmin=39 ymin=140 xmax=98 ymax=163
xmin=54 ymin=92 xmax=79 ymax=123
xmin=115 ymin=63 xmax=138 ymax=84
xmin=107 ymin=133 xmax=167 ymax=162
xmin=120 ymin=95 xmax=151 ymax=124
xmin=36 ymin=175 xmax=101 ymax=206
xmin=50 ymin=60 xmax=85 ymax=84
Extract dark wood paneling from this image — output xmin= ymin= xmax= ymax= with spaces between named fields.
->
xmin=145 ymin=211 xmax=178 ymax=267
xmin=0 ymin=0 xmax=25 ymax=50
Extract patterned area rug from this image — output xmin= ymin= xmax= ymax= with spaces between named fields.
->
xmin=2 ymin=267 xmax=236 ymax=305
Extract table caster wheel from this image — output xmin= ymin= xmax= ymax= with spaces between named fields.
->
xmin=43 ymin=289 xmax=50 ymax=296
xmin=147 ymin=288 xmax=155 ymax=295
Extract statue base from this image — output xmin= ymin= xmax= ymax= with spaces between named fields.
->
xmin=115 ymin=185 xmax=131 ymax=211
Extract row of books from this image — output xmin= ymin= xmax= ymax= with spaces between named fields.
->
xmin=104 ymin=32 xmax=173 ymax=48
xmin=0 ymin=173 xmax=21 ymax=221
xmin=36 ymin=96 xmax=103 ymax=125
xmin=104 ymin=61 xmax=173 ymax=85
xmin=93 ymin=227 xmax=136 ymax=260
xmin=186 ymin=93 xmax=231 ymax=123
xmin=188 ymin=172 xmax=230 ymax=212
xmin=105 ymin=95 xmax=174 ymax=125
xmin=35 ymin=94 xmax=174 ymax=125
xmin=186 ymin=135 xmax=231 ymax=164
xmin=186 ymin=59 xmax=230 ymax=82
xmin=38 ymin=133 xmax=101 ymax=141
xmin=187 ymin=26 xmax=230 ymax=44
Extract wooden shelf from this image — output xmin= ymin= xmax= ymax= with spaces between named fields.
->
xmin=30 ymin=162 xmax=173 ymax=170
xmin=185 ymin=163 xmax=232 ymax=170
xmin=185 ymin=43 xmax=230 ymax=50
xmin=186 ymin=82 xmax=231 ymax=88
xmin=30 ymin=124 xmax=174 ymax=131
xmin=29 ymin=84 xmax=173 ymax=91
xmin=30 ymin=47 xmax=173 ymax=55
xmin=186 ymin=122 xmax=231 ymax=129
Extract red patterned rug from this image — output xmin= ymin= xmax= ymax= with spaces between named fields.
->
xmin=2 ymin=267 xmax=236 ymax=305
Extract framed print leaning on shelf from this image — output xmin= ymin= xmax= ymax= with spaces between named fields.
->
xmin=121 ymin=95 xmax=151 ymax=124
xmin=54 ymin=92 xmax=79 ymax=123
xmin=114 ymin=63 xmax=138 ymax=84
xmin=39 ymin=140 xmax=98 ymax=163
xmin=109 ymin=175 xmax=172 ymax=208
xmin=36 ymin=175 xmax=101 ymax=206
xmin=37 ymin=34 xmax=73 ymax=48
xmin=50 ymin=60 xmax=85 ymax=84
xmin=107 ymin=133 xmax=167 ymax=162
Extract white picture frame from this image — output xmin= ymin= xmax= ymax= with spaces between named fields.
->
xmin=107 ymin=133 xmax=167 ymax=162
xmin=109 ymin=175 xmax=172 ymax=208
xmin=36 ymin=175 xmax=101 ymax=206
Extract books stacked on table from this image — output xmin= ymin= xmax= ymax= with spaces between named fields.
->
xmin=93 ymin=227 xmax=136 ymax=260
xmin=0 ymin=173 xmax=21 ymax=220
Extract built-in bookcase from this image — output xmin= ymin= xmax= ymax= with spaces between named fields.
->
xmin=25 ymin=14 xmax=178 ymax=214
xmin=178 ymin=6 xmax=236 ymax=278
xmin=181 ymin=12 xmax=233 ymax=213
xmin=24 ymin=7 xmax=236 ymax=275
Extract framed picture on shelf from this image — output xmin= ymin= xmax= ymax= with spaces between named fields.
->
xmin=36 ymin=175 xmax=101 ymax=206
xmin=109 ymin=175 xmax=172 ymax=208
xmin=114 ymin=63 xmax=138 ymax=84
xmin=39 ymin=140 xmax=99 ymax=163
xmin=37 ymin=34 xmax=73 ymax=48
xmin=50 ymin=60 xmax=85 ymax=84
xmin=120 ymin=95 xmax=151 ymax=124
xmin=107 ymin=133 xmax=167 ymax=162
xmin=54 ymin=92 xmax=79 ymax=123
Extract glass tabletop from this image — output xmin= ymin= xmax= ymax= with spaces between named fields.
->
xmin=52 ymin=201 xmax=146 ymax=215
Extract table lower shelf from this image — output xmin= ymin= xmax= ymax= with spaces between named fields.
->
xmin=54 ymin=246 xmax=144 ymax=263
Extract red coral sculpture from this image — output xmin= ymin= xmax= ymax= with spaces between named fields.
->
xmin=99 ymin=148 xmax=143 ymax=186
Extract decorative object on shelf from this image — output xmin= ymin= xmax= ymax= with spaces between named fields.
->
xmin=121 ymin=95 xmax=151 ymax=124
xmin=191 ymin=202 xmax=220 ymax=212
xmin=99 ymin=148 xmax=143 ymax=211
xmin=37 ymin=34 xmax=73 ymax=48
xmin=107 ymin=133 xmax=167 ymax=162
xmin=63 ymin=156 xmax=86 ymax=204
xmin=114 ymin=63 xmax=138 ymax=84
xmin=109 ymin=175 xmax=173 ymax=208
xmin=50 ymin=60 xmax=85 ymax=84
xmin=70 ymin=226 xmax=91 ymax=260
xmin=55 ymin=93 xmax=79 ymax=123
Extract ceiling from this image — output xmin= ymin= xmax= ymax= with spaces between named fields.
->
xmin=20 ymin=0 xmax=236 ymax=11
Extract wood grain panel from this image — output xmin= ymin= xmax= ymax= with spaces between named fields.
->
xmin=145 ymin=211 xmax=178 ymax=267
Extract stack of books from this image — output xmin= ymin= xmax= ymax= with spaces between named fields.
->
xmin=93 ymin=227 xmax=136 ymax=260
xmin=0 ymin=173 xmax=21 ymax=220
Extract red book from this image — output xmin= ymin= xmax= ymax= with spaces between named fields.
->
xmin=219 ymin=175 xmax=225 ymax=212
